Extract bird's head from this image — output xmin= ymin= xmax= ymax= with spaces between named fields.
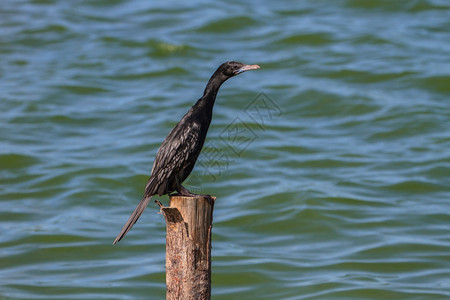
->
xmin=220 ymin=61 xmax=260 ymax=78
xmin=203 ymin=61 xmax=260 ymax=97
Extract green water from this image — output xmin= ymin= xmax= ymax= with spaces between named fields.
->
xmin=1 ymin=0 xmax=449 ymax=299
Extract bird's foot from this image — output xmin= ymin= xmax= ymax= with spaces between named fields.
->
xmin=175 ymin=185 xmax=199 ymax=197
xmin=172 ymin=185 xmax=211 ymax=199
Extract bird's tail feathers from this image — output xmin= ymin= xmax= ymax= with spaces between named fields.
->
xmin=113 ymin=196 xmax=152 ymax=244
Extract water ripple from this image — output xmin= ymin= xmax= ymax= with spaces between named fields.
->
xmin=1 ymin=0 xmax=449 ymax=299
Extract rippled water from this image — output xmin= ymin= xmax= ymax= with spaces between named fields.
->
xmin=1 ymin=0 xmax=450 ymax=299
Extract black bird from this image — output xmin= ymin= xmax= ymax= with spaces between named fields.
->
xmin=113 ymin=61 xmax=260 ymax=244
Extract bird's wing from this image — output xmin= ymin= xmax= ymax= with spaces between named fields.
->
xmin=114 ymin=121 xmax=202 ymax=245
xmin=144 ymin=120 xmax=202 ymax=196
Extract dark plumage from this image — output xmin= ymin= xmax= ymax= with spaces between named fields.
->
xmin=113 ymin=61 xmax=260 ymax=244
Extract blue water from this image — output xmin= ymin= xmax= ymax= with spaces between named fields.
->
xmin=1 ymin=0 xmax=450 ymax=299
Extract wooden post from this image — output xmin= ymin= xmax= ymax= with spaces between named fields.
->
xmin=157 ymin=195 xmax=215 ymax=300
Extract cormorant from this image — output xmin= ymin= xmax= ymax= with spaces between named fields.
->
xmin=113 ymin=61 xmax=260 ymax=244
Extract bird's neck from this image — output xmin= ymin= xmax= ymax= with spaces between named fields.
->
xmin=197 ymin=74 xmax=227 ymax=112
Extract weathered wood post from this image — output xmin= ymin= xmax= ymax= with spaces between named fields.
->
xmin=157 ymin=195 xmax=215 ymax=300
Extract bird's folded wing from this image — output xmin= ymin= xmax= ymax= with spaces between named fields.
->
xmin=144 ymin=121 xmax=201 ymax=196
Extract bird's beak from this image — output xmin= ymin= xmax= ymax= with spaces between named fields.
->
xmin=236 ymin=64 xmax=260 ymax=74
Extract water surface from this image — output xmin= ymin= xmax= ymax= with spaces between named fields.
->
xmin=1 ymin=0 xmax=449 ymax=299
